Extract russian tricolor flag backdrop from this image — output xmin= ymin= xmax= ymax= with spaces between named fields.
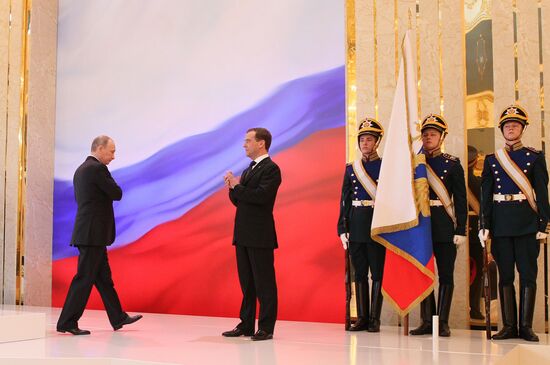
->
xmin=53 ymin=1 xmax=347 ymax=323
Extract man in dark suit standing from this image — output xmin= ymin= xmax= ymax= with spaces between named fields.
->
xmin=222 ymin=128 xmax=282 ymax=341
xmin=57 ymin=135 xmax=142 ymax=335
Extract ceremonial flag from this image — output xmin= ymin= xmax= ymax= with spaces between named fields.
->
xmin=371 ymin=31 xmax=435 ymax=315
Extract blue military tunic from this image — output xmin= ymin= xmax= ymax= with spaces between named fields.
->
xmin=337 ymin=155 xmax=381 ymax=242
xmin=481 ymin=143 xmax=550 ymax=237
xmin=425 ymin=150 xmax=467 ymax=242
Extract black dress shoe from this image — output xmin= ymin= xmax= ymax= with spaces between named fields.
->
xmin=410 ymin=321 xmax=432 ymax=336
xmin=222 ymin=327 xmax=254 ymax=337
xmin=113 ymin=314 xmax=143 ymax=331
xmin=492 ymin=326 xmax=518 ymax=340
xmin=251 ymin=330 xmax=273 ymax=341
xmin=519 ymin=327 xmax=539 ymax=342
xmin=367 ymin=319 xmax=381 ymax=333
xmin=57 ymin=327 xmax=91 ymax=335
xmin=439 ymin=322 xmax=451 ymax=337
xmin=349 ymin=318 xmax=369 ymax=331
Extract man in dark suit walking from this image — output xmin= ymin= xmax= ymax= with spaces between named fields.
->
xmin=222 ymin=128 xmax=282 ymax=341
xmin=57 ymin=135 xmax=142 ymax=335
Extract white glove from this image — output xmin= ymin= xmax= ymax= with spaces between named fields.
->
xmin=536 ymin=232 xmax=548 ymax=240
xmin=453 ymin=235 xmax=466 ymax=246
xmin=478 ymin=229 xmax=489 ymax=248
xmin=340 ymin=233 xmax=349 ymax=250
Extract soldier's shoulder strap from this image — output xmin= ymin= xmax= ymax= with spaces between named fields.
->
xmin=525 ymin=146 xmax=541 ymax=154
xmin=352 ymin=159 xmax=377 ymax=200
xmin=442 ymin=153 xmax=459 ymax=162
xmin=426 ymin=163 xmax=457 ymax=226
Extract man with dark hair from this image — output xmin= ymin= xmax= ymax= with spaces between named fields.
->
xmin=222 ymin=128 xmax=282 ymax=341
xmin=56 ymin=136 xmax=142 ymax=335
xmin=247 ymin=127 xmax=272 ymax=151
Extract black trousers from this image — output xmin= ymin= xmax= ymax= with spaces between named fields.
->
xmin=235 ymin=245 xmax=278 ymax=334
xmin=492 ymin=234 xmax=540 ymax=288
xmin=349 ymin=240 xmax=386 ymax=282
xmin=433 ymin=241 xmax=457 ymax=285
xmin=57 ymin=246 xmax=127 ymax=330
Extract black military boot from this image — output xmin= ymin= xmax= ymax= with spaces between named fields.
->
xmin=492 ymin=285 xmax=518 ymax=340
xmin=349 ymin=281 xmax=369 ymax=331
xmin=410 ymin=292 xmax=435 ymax=335
xmin=437 ymin=284 xmax=454 ymax=337
xmin=519 ymin=286 xmax=539 ymax=342
xmin=367 ymin=281 xmax=383 ymax=332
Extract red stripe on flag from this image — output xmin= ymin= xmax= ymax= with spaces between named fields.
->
xmin=382 ymin=251 xmax=435 ymax=311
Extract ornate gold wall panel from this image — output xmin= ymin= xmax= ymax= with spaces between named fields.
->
xmin=1 ymin=0 xmax=25 ymax=305
xmin=440 ymin=0 xmax=466 ymax=160
xmin=516 ymin=0 xmax=546 ymax=333
xmin=346 ymin=0 xmax=358 ymax=162
xmin=543 ymin=0 xmax=550 ymax=169
xmin=23 ymin=0 xmax=57 ymax=306
xmin=0 ymin=0 xmax=10 ymax=303
xmin=542 ymin=0 xmax=550 ymax=333
xmin=0 ymin=0 xmax=56 ymax=306
xmin=492 ymin=0 xmax=515 ymax=149
xmin=440 ymin=0 xmax=468 ymax=330
xmin=376 ymin=0 xmax=398 ymax=126
xmin=517 ymin=0 xmax=542 ymax=149
xmin=418 ymin=0 xmax=441 ymax=118
xmin=354 ymin=0 xmax=376 ymax=161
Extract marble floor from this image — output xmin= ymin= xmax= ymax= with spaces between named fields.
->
xmin=0 ymin=305 xmax=548 ymax=365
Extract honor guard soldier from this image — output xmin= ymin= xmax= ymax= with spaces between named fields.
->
xmin=410 ymin=114 xmax=467 ymax=337
xmin=479 ymin=105 xmax=550 ymax=342
xmin=337 ymin=118 xmax=386 ymax=332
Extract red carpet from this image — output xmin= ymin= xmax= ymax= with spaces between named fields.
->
xmin=53 ymin=127 xmax=346 ymax=323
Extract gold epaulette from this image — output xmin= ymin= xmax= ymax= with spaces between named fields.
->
xmin=442 ymin=153 xmax=458 ymax=162
xmin=525 ymin=146 xmax=541 ymax=154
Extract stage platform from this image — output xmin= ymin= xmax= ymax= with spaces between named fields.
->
xmin=0 ymin=305 xmax=548 ymax=364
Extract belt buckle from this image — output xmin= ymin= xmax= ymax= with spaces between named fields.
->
xmin=505 ymin=194 xmax=512 ymax=201
xmin=362 ymin=200 xmax=369 ymax=206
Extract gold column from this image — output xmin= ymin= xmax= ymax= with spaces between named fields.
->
xmin=375 ymin=0 xmax=396 ymax=125
xmin=492 ymin=0 xmax=515 ymax=149
xmin=517 ymin=0 xmax=545 ymax=333
xmin=0 ymin=0 xmax=10 ymax=303
xmin=0 ymin=0 xmax=32 ymax=305
xmin=441 ymin=0 xmax=468 ymax=329
xmin=541 ymin=0 xmax=550 ymax=334
xmin=346 ymin=0 xmax=358 ymax=163
xmin=355 ymin=0 xmax=376 ymax=156
xmin=419 ymin=0 xmax=440 ymax=117
xmin=15 ymin=0 xmax=31 ymax=305
xmin=517 ymin=0 xmax=542 ymax=149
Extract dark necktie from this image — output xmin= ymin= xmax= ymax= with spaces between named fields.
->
xmin=241 ymin=161 xmax=257 ymax=183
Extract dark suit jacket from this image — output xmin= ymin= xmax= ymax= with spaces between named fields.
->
xmin=229 ymin=157 xmax=282 ymax=249
xmin=70 ymin=156 xmax=123 ymax=246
